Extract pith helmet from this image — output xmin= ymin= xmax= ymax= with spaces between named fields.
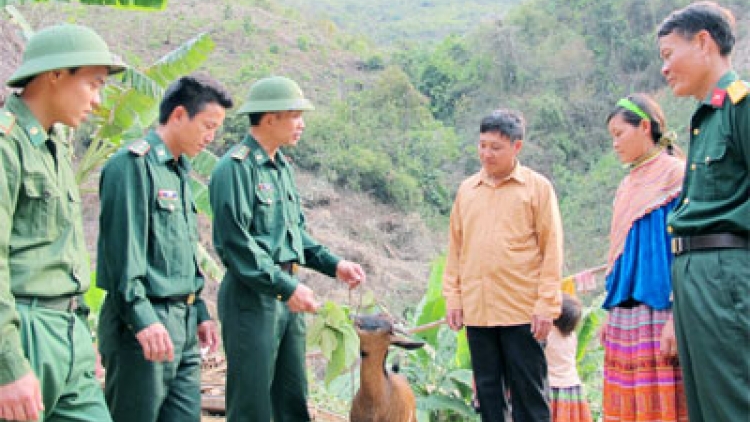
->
xmin=237 ymin=76 xmax=314 ymax=114
xmin=7 ymin=24 xmax=126 ymax=88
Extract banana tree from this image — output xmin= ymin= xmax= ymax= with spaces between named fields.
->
xmin=79 ymin=32 xmax=215 ymax=183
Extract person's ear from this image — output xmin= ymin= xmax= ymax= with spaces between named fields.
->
xmin=694 ymin=30 xmax=713 ymax=55
xmin=170 ymin=105 xmax=188 ymax=124
xmin=639 ymin=118 xmax=652 ymax=136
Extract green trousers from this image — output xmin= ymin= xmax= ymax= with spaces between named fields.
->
xmin=98 ymin=296 xmax=201 ymax=422
xmin=672 ymin=248 xmax=750 ymax=422
xmin=11 ymin=302 xmax=111 ymax=422
xmin=219 ymin=276 xmax=310 ymax=422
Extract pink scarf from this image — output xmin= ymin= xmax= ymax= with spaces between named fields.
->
xmin=606 ymin=152 xmax=685 ymax=274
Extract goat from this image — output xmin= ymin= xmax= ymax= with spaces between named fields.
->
xmin=350 ymin=314 xmax=425 ymax=422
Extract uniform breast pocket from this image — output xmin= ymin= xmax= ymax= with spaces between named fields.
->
xmin=695 ymin=137 xmax=733 ymax=200
xmin=154 ymin=198 xmax=194 ymax=277
xmin=253 ymin=189 xmax=278 ymax=233
xmin=17 ymin=175 xmax=60 ymax=241
xmin=155 ymin=198 xmax=189 ymax=239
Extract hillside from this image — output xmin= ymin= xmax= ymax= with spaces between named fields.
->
xmin=275 ymin=0 xmax=523 ymax=45
xmin=15 ymin=0 xmax=447 ymax=315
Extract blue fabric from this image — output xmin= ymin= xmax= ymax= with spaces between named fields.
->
xmin=603 ymin=198 xmax=679 ymax=310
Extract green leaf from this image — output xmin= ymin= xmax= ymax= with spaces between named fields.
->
xmin=324 ymin=331 xmax=347 ymax=386
xmin=83 ymin=271 xmax=106 ymax=315
xmin=416 ymin=395 xmax=475 ymax=417
xmin=320 ymin=329 xmax=337 ymax=361
xmin=191 ymin=149 xmax=220 ymax=179
xmin=413 ymin=256 xmax=447 ymax=346
xmin=577 ymin=307 xmax=606 ymax=363
xmin=147 ymin=33 xmax=214 ymax=87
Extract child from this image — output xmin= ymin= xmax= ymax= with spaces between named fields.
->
xmin=545 ymin=293 xmax=593 ymax=422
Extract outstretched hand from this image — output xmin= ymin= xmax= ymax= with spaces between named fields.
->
xmin=336 ymin=260 xmax=365 ymax=289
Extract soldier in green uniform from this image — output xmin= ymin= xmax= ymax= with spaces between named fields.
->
xmin=657 ymin=3 xmax=749 ymax=421
xmin=209 ymin=76 xmax=366 ymax=422
xmin=96 ymin=74 xmax=233 ymax=422
xmin=0 ymin=24 xmax=125 ymax=422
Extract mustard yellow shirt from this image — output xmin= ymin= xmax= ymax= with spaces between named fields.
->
xmin=443 ymin=162 xmax=563 ymax=326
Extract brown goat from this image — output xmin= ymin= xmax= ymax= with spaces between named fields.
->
xmin=350 ymin=315 xmax=425 ymax=422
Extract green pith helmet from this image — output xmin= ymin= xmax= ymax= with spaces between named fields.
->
xmin=6 ymin=24 xmax=126 ymax=88
xmin=236 ymin=76 xmax=314 ymax=114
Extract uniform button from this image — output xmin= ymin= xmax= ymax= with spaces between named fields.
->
xmin=690 ymin=163 xmax=696 ymax=171
xmin=277 ymin=294 xmax=282 ymax=301
xmin=705 ymin=156 xmax=711 ymax=164
xmin=683 ymin=198 xmax=689 ymax=205
xmin=667 ymin=226 xmax=673 ymax=234
xmin=169 ymin=204 xmax=175 ymax=211
xmin=29 ymin=127 xmax=39 ymax=135
xmin=692 ymin=128 xmax=700 ymax=136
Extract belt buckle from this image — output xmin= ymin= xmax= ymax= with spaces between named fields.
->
xmin=672 ymin=237 xmax=684 ymax=255
xmin=186 ymin=293 xmax=196 ymax=305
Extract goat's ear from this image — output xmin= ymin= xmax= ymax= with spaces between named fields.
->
xmin=390 ymin=334 xmax=425 ymax=350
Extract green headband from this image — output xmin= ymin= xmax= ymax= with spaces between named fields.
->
xmin=616 ymin=98 xmax=650 ymax=121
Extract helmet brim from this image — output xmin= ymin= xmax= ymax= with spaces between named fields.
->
xmin=6 ymin=52 xmax=127 ymax=88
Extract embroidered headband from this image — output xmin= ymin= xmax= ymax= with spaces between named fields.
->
xmin=616 ymin=98 xmax=650 ymax=121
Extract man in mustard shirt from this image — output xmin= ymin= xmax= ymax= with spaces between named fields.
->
xmin=0 ymin=24 xmax=125 ymax=421
xmin=209 ymin=76 xmax=366 ymax=422
xmin=96 ymin=74 xmax=233 ymax=422
xmin=658 ymin=3 xmax=749 ymax=421
xmin=443 ymin=109 xmax=563 ymax=422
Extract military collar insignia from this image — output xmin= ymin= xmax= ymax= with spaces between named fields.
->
xmin=710 ymin=88 xmax=727 ymax=108
xmin=24 ymin=123 xmax=48 ymax=147
xmin=231 ymin=145 xmax=251 ymax=161
xmin=726 ymin=80 xmax=749 ymax=105
xmin=154 ymin=144 xmax=173 ymax=164
xmin=128 ymin=139 xmax=151 ymax=156
xmin=0 ymin=110 xmax=16 ymax=135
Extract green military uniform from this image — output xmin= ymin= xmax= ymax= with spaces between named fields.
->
xmin=210 ymin=134 xmax=340 ymax=422
xmin=667 ymin=71 xmax=750 ymax=422
xmin=0 ymin=94 xmax=112 ymax=421
xmin=96 ymin=131 xmax=211 ymax=422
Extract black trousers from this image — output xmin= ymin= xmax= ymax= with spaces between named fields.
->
xmin=467 ymin=325 xmax=550 ymax=422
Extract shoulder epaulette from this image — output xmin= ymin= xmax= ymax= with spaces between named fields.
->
xmin=232 ymin=145 xmax=251 ymax=161
xmin=726 ymin=80 xmax=749 ymax=105
xmin=128 ymin=139 xmax=151 ymax=156
xmin=0 ymin=110 xmax=16 ymax=136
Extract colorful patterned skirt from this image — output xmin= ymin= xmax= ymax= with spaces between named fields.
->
xmin=603 ymin=304 xmax=688 ymax=421
xmin=551 ymin=385 xmax=593 ymax=422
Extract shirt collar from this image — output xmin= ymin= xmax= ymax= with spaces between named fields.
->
xmin=474 ymin=160 xmax=525 ymax=188
xmin=6 ymin=94 xmax=51 ymax=147
xmin=243 ymin=134 xmax=290 ymax=168
xmin=701 ymin=70 xmax=739 ymax=108
xmin=145 ymin=130 xmax=190 ymax=170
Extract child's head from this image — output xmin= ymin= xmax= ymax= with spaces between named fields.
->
xmin=554 ymin=293 xmax=583 ymax=336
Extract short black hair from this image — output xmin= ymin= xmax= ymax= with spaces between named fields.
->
xmin=248 ymin=112 xmax=265 ymax=127
xmin=657 ymin=1 xmax=736 ymax=57
xmin=554 ymin=293 xmax=582 ymax=337
xmin=158 ymin=73 xmax=233 ymax=124
xmin=479 ymin=108 xmax=525 ymax=143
